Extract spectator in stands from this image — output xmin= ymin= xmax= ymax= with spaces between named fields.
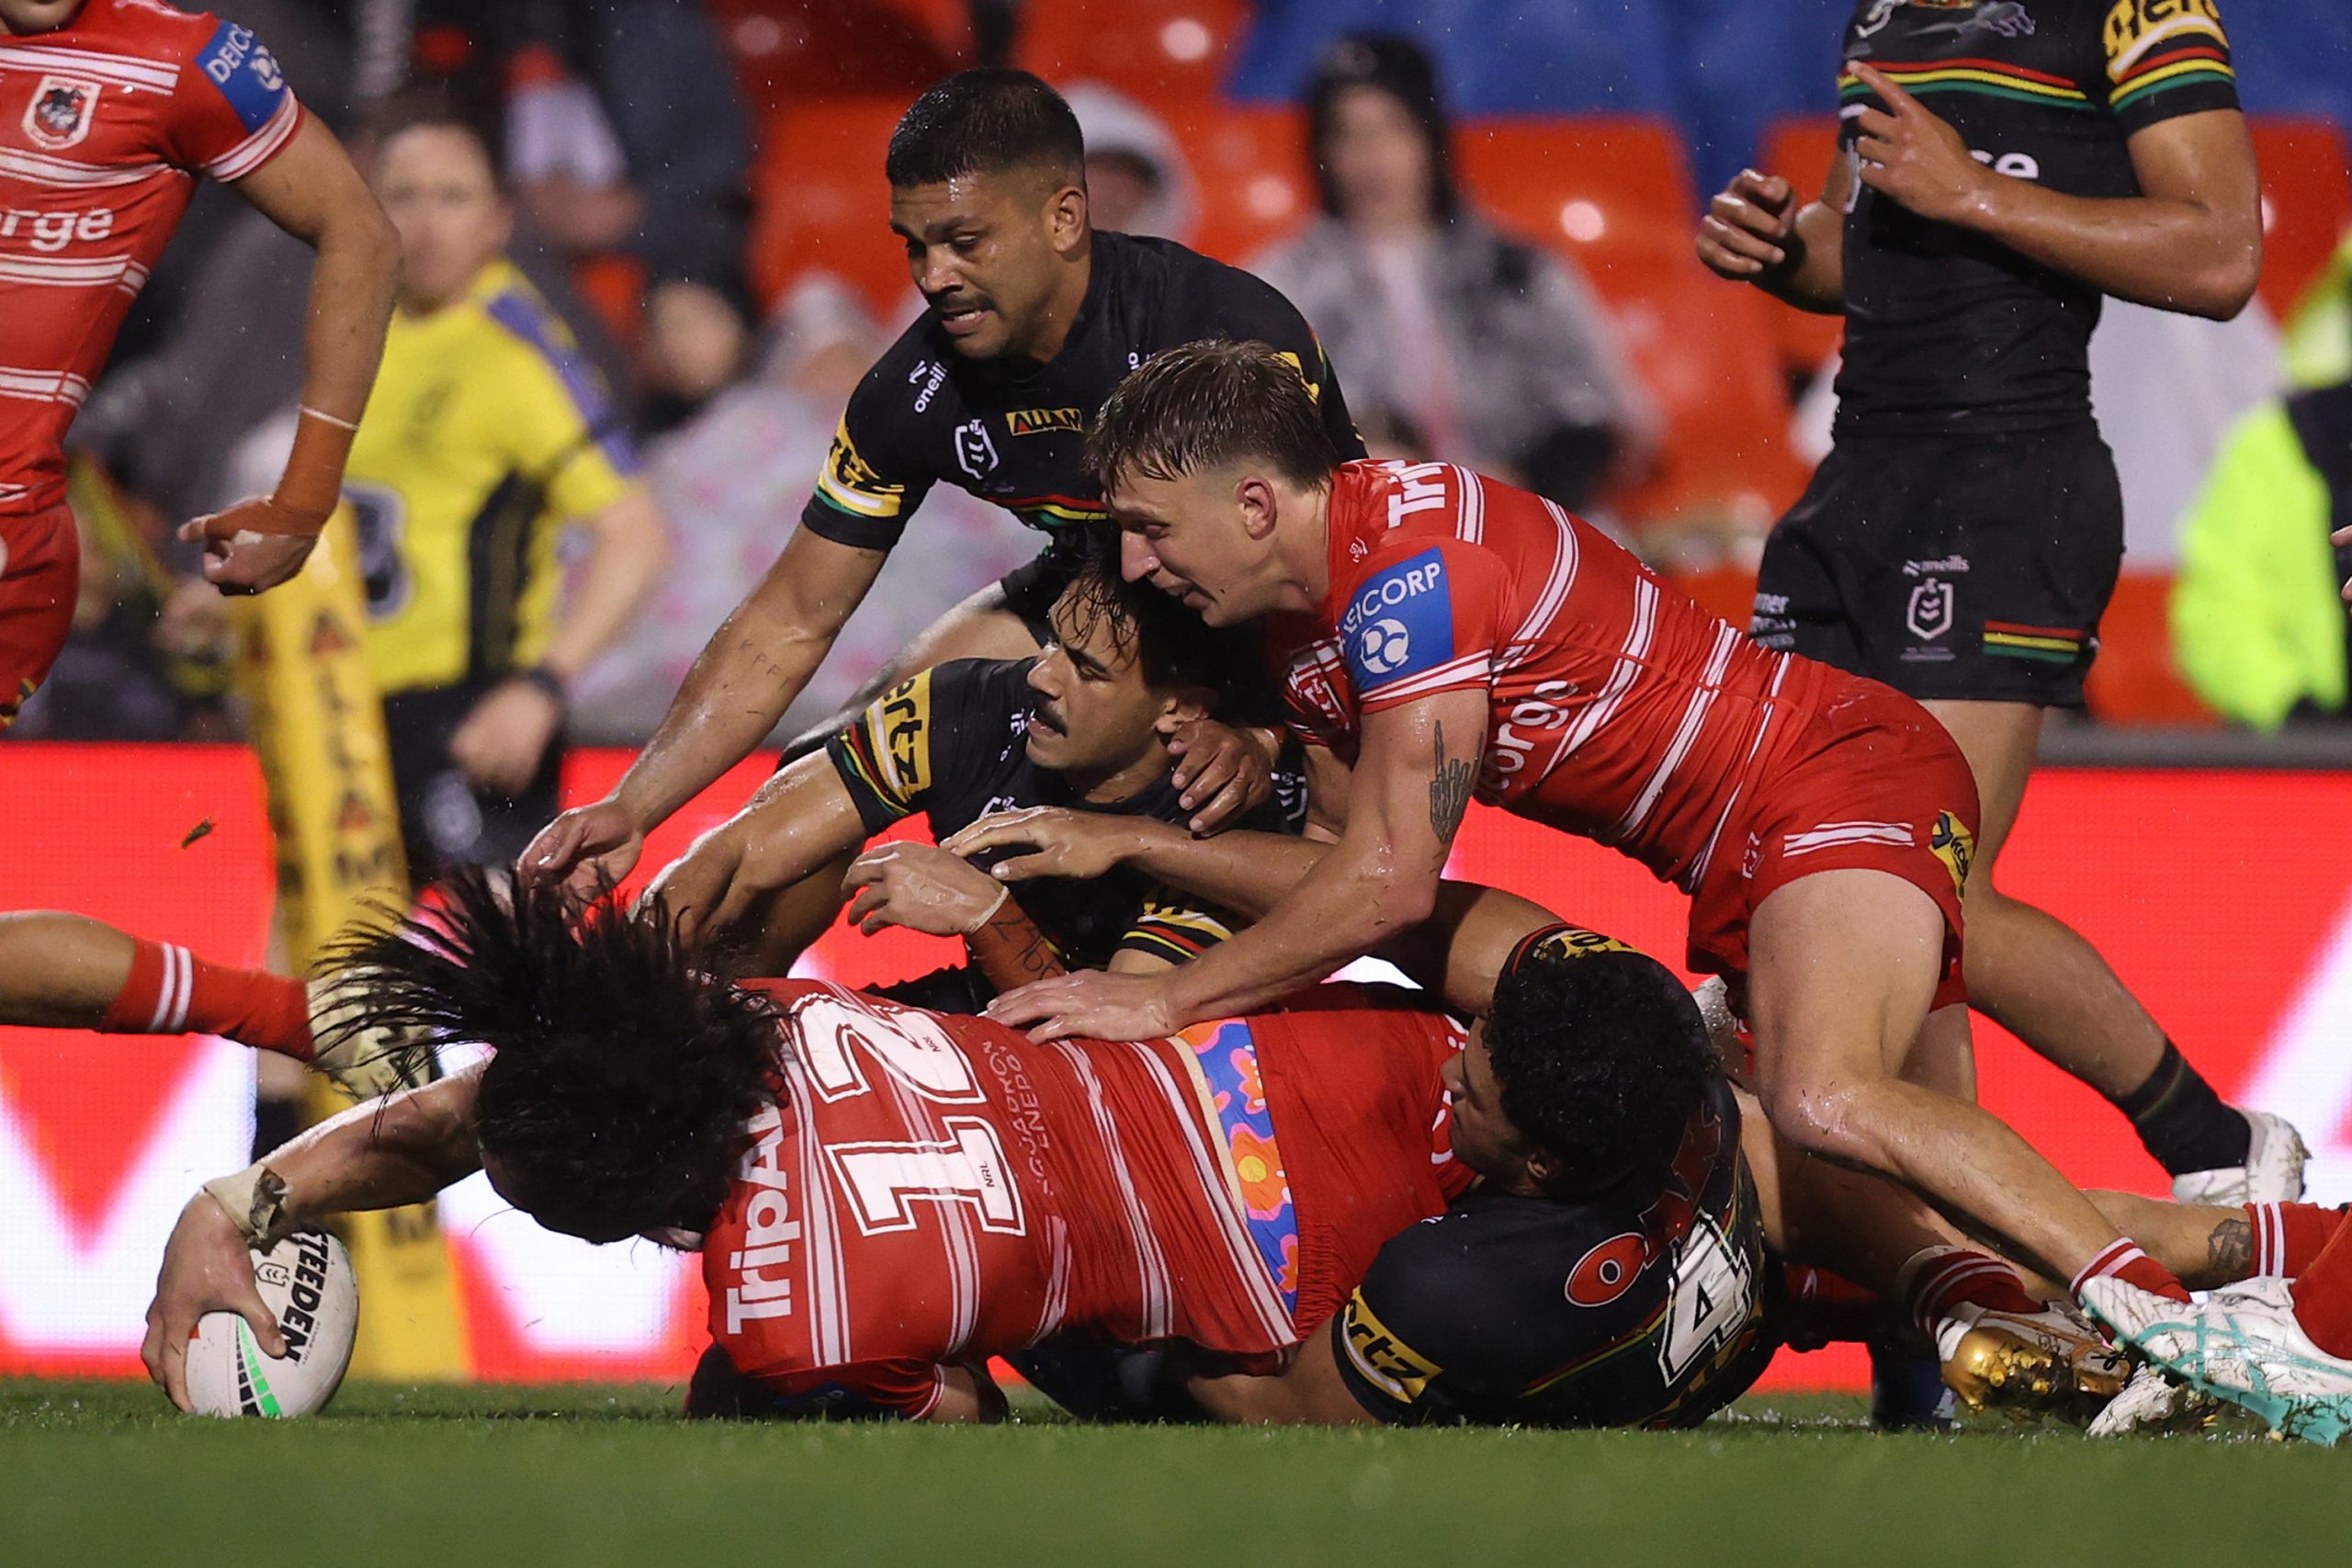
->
xmin=1252 ymin=33 xmax=1655 ymax=513
xmin=569 ymin=275 xmax=1035 ymax=746
xmin=637 ymin=273 xmax=755 ymax=438
xmin=1064 ymin=81 xmax=1196 ymax=243
xmin=2172 ymin=373 xmax=2352 ymax=730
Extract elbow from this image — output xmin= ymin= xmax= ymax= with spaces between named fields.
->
xmin=1373 ymin=872 xmax=1442 ymax=935
xmin=2185 ymin=243 xmax=2264 ymax=321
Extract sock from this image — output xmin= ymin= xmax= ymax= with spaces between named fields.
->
xmin=98 ymin=939 xmax=313 ymax=1060
xmin=2107 ymin=1042 xmax=2251 ymax=1177
xmin=2246 ymin=1201 xmax=2351 ymax=1280
xmin=2072 ymin=1239 xmax=2191 ymax=1305
xmin=1778 ymin=1266 xmax=1883 ymax=1351
xmin=1899 ymin=1247 xmax=2044 ymax=1343
xmin=2290 ymin=1211 xmax=2352 ymax=1360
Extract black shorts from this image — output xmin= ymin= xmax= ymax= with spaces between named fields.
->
xmin=1750 ymin=426 xmax=2124 ymax=708
xmin=381 ymin=681 xmax=566 ymax=882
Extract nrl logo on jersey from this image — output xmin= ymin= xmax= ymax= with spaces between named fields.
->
xmin=1004 ymin=406 xmax=1083 ymax=437
xmin=24 ymin=76 xmax=100 ymax=152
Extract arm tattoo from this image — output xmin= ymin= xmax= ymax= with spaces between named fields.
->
xmin=1429 ymin=720 xmax=1476 ymax=843
xmin=2205 ymin=1215 xmax=2253 ymax=1284
xmin=969 ymin=898 xmax=1067 ymax=991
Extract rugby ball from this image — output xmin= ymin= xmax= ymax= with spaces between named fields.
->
xmin=184 ymin=1228 xmax=359 ymax=1418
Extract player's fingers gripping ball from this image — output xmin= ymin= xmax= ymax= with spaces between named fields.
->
xmin=183 ymin=1229 xmax=359 ymax=1418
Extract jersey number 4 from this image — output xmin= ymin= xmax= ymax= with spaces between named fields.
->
xmin=1657 ymin=1215 xmax=1758 ymax=1385
xmin=792 ymin=993 xmax=1027 ymax=1239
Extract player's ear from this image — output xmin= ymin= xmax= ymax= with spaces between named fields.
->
xmin=1236 ymin=473 xmax=1280 ymax=542
xmin=1046 ymin=175 xmax=1088 ymax=254
xmin=1521 ymin=1145 xmax=1570 ymax=1196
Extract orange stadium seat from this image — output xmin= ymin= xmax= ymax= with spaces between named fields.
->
xmin=1457 ymin=117 xmax=1810 ymax=529
xmin=747 ymin=98 xmax=918 ymax=319
xmin=1756 ymin=116 xmax=1847 ymax=378
xmin=2250 ymin=118 xmax=2352 ymax=319
xmin=707 ymin=0 xmax=957 ymax=114
xmin=1013 ymin=0 xmax=1249 ymax=99
xmin=2084 ymin=570 xmax=2216 ymax=726
xmin=1166 ymin=102 xmax=1316 ymax=266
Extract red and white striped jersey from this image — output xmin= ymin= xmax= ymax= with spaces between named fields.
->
xmin=0 ymin=2 xmax=302 ymax=513
xmin=1268 ymin=460 xmax=1828 ymax=894
xmin=704 ymin=980 xmax=1466 ymax=1417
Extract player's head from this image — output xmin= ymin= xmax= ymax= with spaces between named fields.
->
xmin=1306 ymin=33 xmax=1461 ymax=231
xmin=1446 ymin=928 xmax=1716 ymax=1201
xmin=887 ymin=69 xmax=1089 ymax=362
xmin=1090 ymin=339 xmax=1341 ymax=627
xmin=328 ymin=869 xmax=778 ymax=1245
xmin=1024 ymin=560 xmax=1250 ymax=782
xmin=0 ymin=1 xmax=85 ymax=37
xmin=366 ymin=89 xmax=512 ymax=313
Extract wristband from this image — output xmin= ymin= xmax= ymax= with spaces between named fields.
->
xmin=201 ymin=1162 xmax=296 ymax=1250
xmin=961 ymin=882 xmax=1011 ymax=936
xmin=515 ymin=665 xmax=569 ymax=713
xmin=266 ymin=404 xmax=360 ymax=525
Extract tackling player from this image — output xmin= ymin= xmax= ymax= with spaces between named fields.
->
xmin=520 ymin=67 xmax=1363 ymax=893
xmin=983 ymin=340 xmax=2324 ymax=1386
xmin=0 ymin=0 xmax=397 ymax=728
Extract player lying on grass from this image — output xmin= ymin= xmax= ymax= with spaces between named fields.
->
xmin=0 ymin=911 xmax=427 ymax=1100
xmin=643 ymin=569 xmax=1302 ymax=1003
xmin=141 ymin=869 xmax=2328 ymax=1430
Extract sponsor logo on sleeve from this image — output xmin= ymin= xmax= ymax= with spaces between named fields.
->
xmin=1339 ymin=549 xmax=1456 ymax=694
xmin=198 ymin=21 xmax=290 ymax=134
xmin=1340 ymin=1290 xmax=1442 ymax=1403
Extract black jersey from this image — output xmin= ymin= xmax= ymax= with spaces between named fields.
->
xmin=1833 ymin=0 xmax=2240 ymax=436
xmin=1330 ymin=1077 xmax=1778 ymax=1429
xmin=800 ymin=231 xmax=1364 ymax=550
xmin=826 ymin=656 xmax=1307 ymax=971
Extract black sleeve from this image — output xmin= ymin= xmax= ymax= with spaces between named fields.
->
xmin=2098 ymin=0 xmax=2239 ymax=135
xmin=1327 ymin=1210 xmax=1499 ymax=1427
xmin=823 ymin=659 xmax=1003 ymax=834
xmin=798 ymin=347 xmax=938 ymax=551
xmin=1188 ymin=261 xmax=1368 ymax=462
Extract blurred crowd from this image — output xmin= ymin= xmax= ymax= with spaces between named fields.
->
xmin=12 ymin=0 xmax=2352 ymax=746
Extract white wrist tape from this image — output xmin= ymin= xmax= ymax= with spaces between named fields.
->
xmin=201 ymin=1162 xmax=296 ymax=1250
xmin=962 ymin=882 xmax=1012 ymax=936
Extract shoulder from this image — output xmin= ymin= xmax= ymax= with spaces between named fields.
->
xmin=1134 ymin=233 xmax=1316 ymax=338
xmin=475 ymin=275 xmax=624 ymax=415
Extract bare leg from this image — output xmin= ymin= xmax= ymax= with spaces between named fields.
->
xmin=0 ymin=911 xmax=135 ymax=1026
xmin=779 ymin=581 xmax=1045 ymax=762
xmin=1747 ymin=868 xmax=2126 ymax=1285
xmin=1739 ymin=1085 xmax=1969 ymax=1295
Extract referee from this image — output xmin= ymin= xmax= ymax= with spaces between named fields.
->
xmin=1700 ymin=2 xmax=2293 ymax=1202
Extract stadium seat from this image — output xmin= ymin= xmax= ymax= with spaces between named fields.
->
xmin=706 ymin=0 xmax=957 ymax=114
xmin=1166 ymin=102 xmax=1316 ymax=266
xmin=1014 ymin=0 xmax=1250 ymax=100
xmin=746 ymin=99 xmax=918 ymax=318
xmin=2250 ymin=118 xmax=2352 ymax=320
xmin=1756 ymin=116 xmax=1847 ymax=379
xmin=1456 ymin=117 xmax=1811 ymax=528
xmin=2086 ymin=570 xmax=2217 ymax=726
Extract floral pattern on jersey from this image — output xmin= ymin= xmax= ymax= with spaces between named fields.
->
xmin=1183 ymin=1019 xmax=1300 ymax=1318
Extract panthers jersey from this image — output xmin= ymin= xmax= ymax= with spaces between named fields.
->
xmin=0 ymin=1 xmax=301 ymax=514
xmin=826 ymin=656 xmax=1305 ymax=974
xmin=1332 ymin=1076 xmax=1780 ymax=1428
xmin=345 ymin=258 xmax=639 ymax=696
xmin=706 ymin=979 xmax=1468 ymax=1417
xmin=1268 ymin=460 xmax=1826 ymax=895
xmin=801 ymin=231 xmax=1363 ymax=551
xmin=1834 ymin=0 xmax=2241 ymax=434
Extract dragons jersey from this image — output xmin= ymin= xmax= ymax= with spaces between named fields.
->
xmin=1332 ymin=1076 xmax=1779 ymax=1429
xmin=800 ymin=230 xmax=1363 ymax=551
xmin=705 ymin=979 xmax=1469 ymax=1418
xmin=0 ymin=1 xmax=303 ymax=513
xmin=1269 ymin=460 xmax=1829 ymax=896
xmin=826 ymin=656 xmax=1305 ymax=973
xmin=1833 ymin=0 xmax=2241 ymax=434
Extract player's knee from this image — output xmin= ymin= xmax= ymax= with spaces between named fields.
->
xmin=1760 ymin=1077 xmax=1894 ymax=1172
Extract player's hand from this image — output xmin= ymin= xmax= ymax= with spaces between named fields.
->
xmin=177 ymin=500 xmax=321 ymax=595
xmin=1161 ymin=716 xmax=1274 ymax=834
xmin=985 ymin=969 xmax=1177 ymax=1043
xmin=1849 ymin=62 xmax=1992 ymax=225
xmin=1697 ymin=168 xmax=1804 ymax=279
xmin=639 ymin=825 xmax=750 ymax=947
xmin=941 ymin=807 xmax=1146 ymax=883
xmin=842 ymin=842 xmax=1006 ymax=938
xmin=449 ymin=677 xmax=562 ymax=798
xmin=520 ymin=796 xmax=646 ymax=898
xmin=141 ymin=1194 xmax=284 ymax=1414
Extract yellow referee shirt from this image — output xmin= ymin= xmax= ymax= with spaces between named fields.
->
xmin=345 ymin=258 xmax=639 ymax=696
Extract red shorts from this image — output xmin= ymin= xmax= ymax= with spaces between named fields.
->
xmin=0 ymin=503 xmax=78 ymax=730
xmin=1685 ymin=677 xmax=1978 ymax=1011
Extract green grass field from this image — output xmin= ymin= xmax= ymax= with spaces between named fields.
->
xmin=3 ymin=1379 xmax=2339 ymax=1567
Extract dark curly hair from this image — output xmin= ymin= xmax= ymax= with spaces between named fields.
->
xmin=324 ymin=870 xmax=779 ymax=1244
xmin=1482 ymin=928 xmax=1716 ymax=1198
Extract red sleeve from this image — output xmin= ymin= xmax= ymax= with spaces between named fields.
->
xmin=1331 ymin=532 xmax=1510 ymax=717
xmin=164 ymin=15 xmax=303 ymax=180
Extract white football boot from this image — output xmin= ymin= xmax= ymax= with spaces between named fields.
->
xmin=2171 ymin=1110 xmax=2309 ymax=1205
xmin=2080 ymin=1276 xmax=2352 ymax=1447
xmin=2084 ymin=1363 xmax=2231 ymax=1438
xmin=305 ymin=969 xmax=439 ymax=1101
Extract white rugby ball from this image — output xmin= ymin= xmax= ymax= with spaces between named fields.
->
xmin=185 ymin=1228 xmax=359 ymax=1418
